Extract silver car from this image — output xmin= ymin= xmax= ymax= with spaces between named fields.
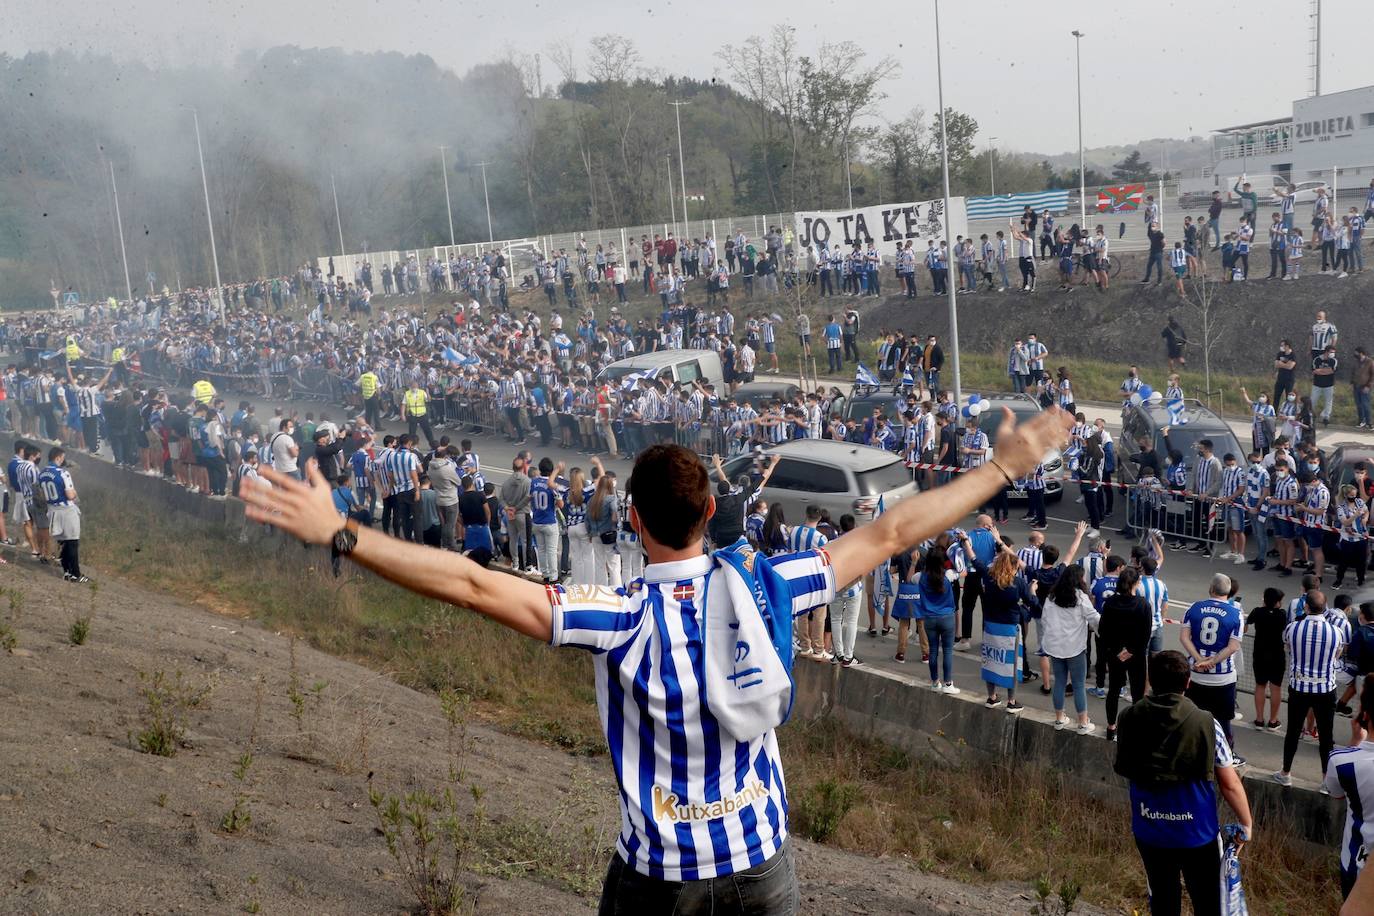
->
xmin=721 ymin=439 xmax=919 ymax=525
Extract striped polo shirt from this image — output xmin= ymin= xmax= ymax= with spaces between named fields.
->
xmin=1325 ymin=741 xmax=1374 ymax=885
xmin=1285 ymin=614 xmax=1344 ymax=693
xmin=1138 ymin=575 xmax=1170 ymax=633
xmin=388 ymin=448 xmax=420 ymax=495
xmin=787 ymin=524 xmax=828 ymax=554
xmin=1303 ymin=482 xmax=1331 ymax=528
xmin=548 ymin=549 xmax=837 ymax=880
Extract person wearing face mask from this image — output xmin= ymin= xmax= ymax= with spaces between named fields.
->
xmin=1270 ymin=459 xmax=1300 ymax=576
xmin=1273 ymin=339 xmax=1298 ymax=403
xmin=1298 ymin=470 xmax=1331 ymax=584
xmin=1334 ymin=485 xmax=1370 ymax=589
xmin=1240 ymin=387 xmax=1276 ymax=455
xmin=1187 ymin=439 xmax=1222 ymax=556
xmin=1277 ymin=389 xmax=1302 ymax=442
xmin=1242 ymin=452 xmax=1272 ymax=572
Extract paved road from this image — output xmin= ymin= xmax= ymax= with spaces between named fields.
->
xmin=58 ymin=380 xmax=1359 ymax=791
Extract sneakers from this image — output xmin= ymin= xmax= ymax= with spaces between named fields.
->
xmin=1105 ymin=727 xmax=1117 ymax=742
xmin=1231 ymin=754 xmax=1248 ymax=769
xmin=942 ymin=683 xmax=960 ymax=695
xmin=1218 ymin=551 xmax=1236 ymax=560
xmin=894 ymin=652 xmax=906 ymax=663
xmin=1006 ymin=701 xmax=1024 ymax=714
xmin=1088 ymin=687 xmax=1107 ymax=698
xmin=985 ymin=696 xmax=1004 ymax=708
xmin=1054 ymin=717 xmax=1069 ymax=731
xmin=1267 ymin=720 xmax=1282 ymax=731
xmin=954 ymin=639 xmax=971 ymax=652
xmin=1271 ymin=771 xmax=1293 ymax=787
xmin=1251 ymin=719 xmax=1266 ymax=730
xmin=813 ymin=650 xmax=834 ymax=663
xmin=1077 ymin=722 xmax=1096 ymax=736
xmin=1321 ymin=784 xmax=1331 ymax=796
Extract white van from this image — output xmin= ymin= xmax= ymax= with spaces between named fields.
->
xmin=598 ymin=349 xmax=726 ymax=394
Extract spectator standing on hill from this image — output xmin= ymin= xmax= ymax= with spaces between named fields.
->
xmin=1141 ymin=222 xmax=1166 ymax=284
xmin=1115 ymin=650 xmax=1252 ymax=916
xmin=1162 ymin=317 xmax=1187 ymax=370
xmin=1273 ymin=588 xmax=1344 ymax=788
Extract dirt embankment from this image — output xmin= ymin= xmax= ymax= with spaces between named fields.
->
xmin=856 ymin=250 xmax=1373 ymax=376
xmin=0 ymin=561 xmax=1098 ymax=915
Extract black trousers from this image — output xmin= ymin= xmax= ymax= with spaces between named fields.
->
xmin=364 ymin=395 xmax=381 ymax=429
xmin=407 ymin=414 xmax=436 ymax=449
xmin=1282 ymin=688 xmax=1335 ymax=774
xmin=381 ymin=494 xmax=399 ymax=538
xmin=59 ymin=539 xmax=82 ymax=578
xmin=1335 ymin=540 xmax=1369 ymax=586
xmin=960 ymin=572 xmax=982 ymax=640
xmin=1136 ymin=836 xmax=1221 ymax=916
xmin=394 ymin=494 xmax=418 ymax=542
xmin=1186 ymin=682 xmax=1236 ymax=747
xmin=1105 ymin=651 xmax=1148 ymax=726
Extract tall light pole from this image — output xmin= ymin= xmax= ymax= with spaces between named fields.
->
xmin=437 ymin=145 xmax=456 ymax=247
xmin=988 ymin=136 xmax=998 ymax=195
xmin=330 ymin=172 xmax=346 ymax=255
xmin=844 ymin=136 xmax=854 ymax=208
xmin=934 ymin=0 xmax=961 ymax=404
xmin=108 ymin=160 xmax=133 ymax=302
xmin=666 ymin=154 xmax=677 ymax=236
xmin=669 ymin=100 xmax=690 ymax=238
xmin=475 ymin=160 xmax=494 ymax=244
xmin=1072 ymin=30 xmax=1087 ymax=226
xmin=185 ymin=106 xmax=224 ymax=325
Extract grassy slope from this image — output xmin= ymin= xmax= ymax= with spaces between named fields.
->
xmin=79 ymin=487 xmax=1339 ymax=914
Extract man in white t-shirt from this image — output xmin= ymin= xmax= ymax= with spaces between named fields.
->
xmin=268 ymin=418 xmax=300 ymax=478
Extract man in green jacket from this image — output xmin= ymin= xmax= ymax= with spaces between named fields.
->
xmin=1232 ymin=179 xmax=1259 ymax=227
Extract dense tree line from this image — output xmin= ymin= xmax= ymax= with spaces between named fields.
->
xmin=0 ymin=39 xmax=1143 ymax=309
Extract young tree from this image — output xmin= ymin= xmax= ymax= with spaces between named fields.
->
xmin=1111 ymin=150 xmax=1155 ymax=182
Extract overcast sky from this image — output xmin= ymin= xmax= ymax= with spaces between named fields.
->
xmin=5 ymin=0 xmax=1368 ymax=154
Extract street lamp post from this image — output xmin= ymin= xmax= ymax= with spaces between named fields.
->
xmin=438 ymin=145 xmax=456 ymax=247
xmin=988 ymin=136 xmax=998 ymax=196
xmin=934 ymin=0 xmax=961 ymax=404
xmin=330 ymin=172 xmax=346 ymax=255
xmin=185 ymin=107 xmax=224 ymax=325
xmin=1072 ymin=30 xmax=1087 ymax=226
xmin=476 ymin=160 xmax=494 ymax=244
xmin=108 ymin=160 xmax=133 ymax=302
xmin=669 ymin=100 xmax=691 ymax=239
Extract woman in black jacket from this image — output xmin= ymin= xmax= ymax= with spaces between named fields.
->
xmin=1098 ymin=566 xmax=1154 ymax=740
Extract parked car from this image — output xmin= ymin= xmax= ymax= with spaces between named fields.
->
xmin=719 ymin=439 xmax=919 ymax=523
xmin=598 ymin=349 xmax=725 ymax=393
xmin=1116 ymin=398 xmax=1243 ymax=484
xmin=733 ymin=381 xmax=801 ymax=411
xmin=1325 ymin=443 xmax=1374 ymax=490
xmin=838 ymin=385 xmax=913 ymax=423
xmin=971 ymin=393 xmax=1065 ymax=502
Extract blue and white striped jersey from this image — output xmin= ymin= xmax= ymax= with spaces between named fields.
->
xmin=1016 ymin=546 xmax=1043 ymax=573
xmin=1325 ymin=741 xmax=1374 ymax=884
xmin=1285 ymin=615 xmax=1345 ymax=693
xmin=1183 ymin=598 xmax=1242 ymax=685
xmin=1138 ymin=575 xmax=1170 ymax=633
xmin=787 ymin=524 xmax=828 ymax=554
xmin=388 ymin=448 xmax=420 ymax=494
xmin=547 ymin=549 xmax=837 ymax=881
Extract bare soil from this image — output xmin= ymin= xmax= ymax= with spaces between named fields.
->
xmin=0 ymin=559 xmax=1103 ymax=915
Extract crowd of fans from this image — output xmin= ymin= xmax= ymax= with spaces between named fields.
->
xmin=6 ymin=215 xmax=1374 ymax=907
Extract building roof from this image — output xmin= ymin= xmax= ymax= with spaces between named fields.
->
xmin=1212 ymin=116 xmax=1291 ymax=133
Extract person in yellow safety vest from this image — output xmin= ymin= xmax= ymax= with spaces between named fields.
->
xmin=358 ymin=368 xmax=381 ymax=429
xmin=65 ymin=335 xmax=82 ymax=363
xmin=192 ymin=378 xmax=217 ymax=405
xmin=111 ymin=346 xmax=125 ymax=365
xmin=401 ymin=380 xmax=436 ymax=449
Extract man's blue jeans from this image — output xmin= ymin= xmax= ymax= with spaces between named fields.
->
xmin=1143 ymin=251 xmax=1165 ymax=283
xmin=1356 ymin=385 xmax=1372 ymax=427
xmin=598 ymin=840 xmax=798 ymax=915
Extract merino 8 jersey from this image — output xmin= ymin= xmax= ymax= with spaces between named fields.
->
xmin=1182 ymin=598 xmax=1242 ymax=685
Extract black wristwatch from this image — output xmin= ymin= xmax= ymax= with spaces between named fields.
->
xmin=333 ymin=518 xmax=360 ymax=555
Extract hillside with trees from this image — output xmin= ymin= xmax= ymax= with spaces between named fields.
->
xmin=0 ymin=31 xmax=1194 ymax=309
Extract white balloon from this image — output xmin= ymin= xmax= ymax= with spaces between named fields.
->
xmin=1129 ymin=392 xmax=1143 ymax=405
xmin=1148 ymin=390 xmax=1163 ymax=403
xmin=969 ymin=402 xmax=985 ymax=416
